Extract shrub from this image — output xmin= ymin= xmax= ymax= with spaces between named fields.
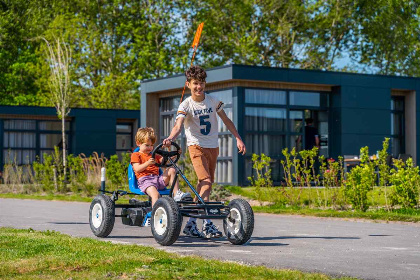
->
xmin=389 ymin=158 xmax=420 ymax=209
xmin=67 ymin=154 xmax=86 ymax=193
xmin=105 ymin=153 xmax=131 ymax=188
xmin=33 ymin=153 xmax=55 ymax=193
xmin=209 ymin=184 xmax=231 ymax=201
xmin=178 ymin=150 xmax=197 ymax=191
xmin=343 ymin=146 xmax=376 ymax=211
xmin=248 ymin=153 xmax=273 ymax=204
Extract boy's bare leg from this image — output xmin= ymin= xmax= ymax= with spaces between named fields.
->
xmin=196 ymin=178 xmax=212 ymax=202
xmin=162 ymin=167 xmax=179 ymax=195
xmin=145 ymin=187 xmax=160 ymax=207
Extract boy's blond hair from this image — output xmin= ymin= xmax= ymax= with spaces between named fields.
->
xmin=135 ymin=127 xmax=156 ymax=144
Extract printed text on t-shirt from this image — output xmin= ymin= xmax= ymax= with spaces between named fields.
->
xmin=193 ymin=108 xmax=213 ymax=116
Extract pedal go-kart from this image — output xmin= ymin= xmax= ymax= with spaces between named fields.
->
xmin=89 ymin=141 xmax=254 ymax=246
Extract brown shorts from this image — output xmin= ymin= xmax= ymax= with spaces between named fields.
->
xmin=188 ymin=145 xmax=219 ymax=183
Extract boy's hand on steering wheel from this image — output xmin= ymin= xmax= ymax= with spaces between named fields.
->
xmin=146 ymin=158 xmax=156 ymax=166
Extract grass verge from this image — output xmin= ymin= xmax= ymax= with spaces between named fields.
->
xmin=252 ymin=205 xmax=420 ymax=223
xmin=0 ymin=193 xmax=146 ymax=204
xmin=0 ymin=227 xmax=356 ymax=280
xmin=227 ymin=186 xmax=420 ymax=223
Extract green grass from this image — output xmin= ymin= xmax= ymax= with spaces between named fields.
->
xmin=226 ymin=186 xmax=420 ymax=223
xmin=0 ymin=192 xmax=147 ymax=204
xmin=0 ymin=227 xmax=356 ymax=280
xmin=252 ymin=205 xmax=420 ymax=222
xmin=0 ymin=193 xmax=94 ymax=202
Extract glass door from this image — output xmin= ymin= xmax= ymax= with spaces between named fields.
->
xmin=289 ymin=110 xmax=304 ymax=152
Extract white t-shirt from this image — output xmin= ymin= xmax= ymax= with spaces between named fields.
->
xmin=176 ymin=95 xmax=224 ymax=148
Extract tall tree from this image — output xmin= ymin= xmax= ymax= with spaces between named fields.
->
xmin=353 ymin=0 xmax=420 ymax=75
xmin=301 ymin=0 xmax=357 ymax=71
xmin=0 ymin=0 xmax=58 ymax=105
xmin=41 ymin=36 xmax=72 ymax=180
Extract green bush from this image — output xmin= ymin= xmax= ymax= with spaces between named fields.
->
xmin=178 ymin=150 xmax=198 ymax=191
xmin=343 ymin=146 xmax=376 ymax=211
xmin=248 ymin=153 xmax=273 ymax=204
xmin=106 ymin=153 xmax=130 ymax=188
xmin=33 ymin=153 xmax=55 ymax=193
xmin=209 ymin=184 xmax=231 ymax=201
xmin=389 ymin=158 xmax=420 ymax=208
xmin=67 ymin=154 xmax=86 ymax=193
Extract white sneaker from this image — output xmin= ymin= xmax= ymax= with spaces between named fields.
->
xmin=202 ymin=222 xmax=223 ymax=238
xmin=183 ymin=221 xmax=204 ymax=238
xmin=173 ymin=190 xmax=192 ymax=202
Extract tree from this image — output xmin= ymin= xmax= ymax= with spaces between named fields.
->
xmin=301 ymin=0 xmax=357 ymax=71
xmin=41 ymin=36 xmax=72 ymax=180
xmin=352 ymin=0 xmax=420 ymax=75
xmin=0 ymin=0 xmax=57 ymax=105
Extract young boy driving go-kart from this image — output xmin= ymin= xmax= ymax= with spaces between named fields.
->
xmin=131 ymin=127 xmax=191 ymax=226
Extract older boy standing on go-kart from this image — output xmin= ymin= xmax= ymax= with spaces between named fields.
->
xmin=163 ymin=65 xmax=246 ymax=238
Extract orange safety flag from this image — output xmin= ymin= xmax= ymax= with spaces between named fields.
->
xmin=191 ymin=22 xmax=204 ymax=49
xmin=181 ymin=22 xmax=204 ymax=103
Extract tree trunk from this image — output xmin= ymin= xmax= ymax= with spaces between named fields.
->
xmin=62 ymin=111 xmax=67 ymax=181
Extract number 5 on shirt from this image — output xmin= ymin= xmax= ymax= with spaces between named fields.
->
xmin=199 ymin=115 xmax=211 ymax=135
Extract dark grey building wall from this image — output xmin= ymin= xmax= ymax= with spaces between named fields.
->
xmin=339 ymin=86 xmax=391 ymax=156
xmin=0 ymin=106 xmax=139 ymax=161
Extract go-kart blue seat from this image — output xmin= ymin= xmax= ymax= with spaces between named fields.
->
xmin=128 ymin=147 xmax=171 ymax=195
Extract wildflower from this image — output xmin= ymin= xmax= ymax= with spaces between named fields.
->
xmin=328 ymin=158 xmax=335 ymax=163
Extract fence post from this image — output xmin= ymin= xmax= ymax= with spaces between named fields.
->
xmin=101 ymin=167 xmax=106 ymax=192
xmin=53 ymin=167 xmax=58 ymax=192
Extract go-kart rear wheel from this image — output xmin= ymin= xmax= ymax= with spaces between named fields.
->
xmin=223 ymin=198 xmax=254 ymax=245
xmin=89 ymin=194 xmax=115 ymax=237
xmin=151 ymin=197 xmax=182 ymax=246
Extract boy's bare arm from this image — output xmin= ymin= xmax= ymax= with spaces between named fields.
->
xmin=132 ymin=159 xmax=155 ymax=173
xmin=163 ymin=117 xmax=184 ymax=146
xmin=217 ymin=109 xmax=246 ymax=155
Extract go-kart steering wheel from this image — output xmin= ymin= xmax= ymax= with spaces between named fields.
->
xmin=151 ymin=142 xmax=181 ymax=167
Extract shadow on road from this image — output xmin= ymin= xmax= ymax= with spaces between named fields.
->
xmin=49 ymin=222 xmax=89 ymax=225
xmin=251 ymin=236 xmax=360 ymax=240
xmin=106 ymin=235 xmax=155 ymax=239
xmin=171 ymin=236 xmax=226 ymax=247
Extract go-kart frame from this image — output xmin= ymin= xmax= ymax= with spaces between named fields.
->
xmin=89 ymin=142 xmax=254 ymax=246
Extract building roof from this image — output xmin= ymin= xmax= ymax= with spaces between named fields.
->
xmin=142 ymin=64 xmax=420 ymax=94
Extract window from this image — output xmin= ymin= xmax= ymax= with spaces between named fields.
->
xmin=245 ymin=108 xmax=286 ymax=132
xmin=290 ymin=91 xmax=329 ymax=107
xmin=390 ymin=96 xmax=405 ymax=157
xmin=2 ymin=119 xmax=70 ymax=165
xmin=116 ymin=123 xmax=133 ymax=158
xmin=245 ymin=89 xmax=286 ymax=105
xmin=244 ymin=88 xmax=329 ymax=184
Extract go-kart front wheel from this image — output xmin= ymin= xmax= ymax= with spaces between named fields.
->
xmin=223 ymin=199 xmax=254 ymax=245
xmin=89 ymin=194 xmax=115 ymax=237
xmin=151 ymin=197 xmax=182 ymax=246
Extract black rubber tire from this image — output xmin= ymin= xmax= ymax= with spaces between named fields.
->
xmin=151 ymin=197 xmax=182 ymax=246
xmin=223 ymin=198 xmax=254 ymax=245
xmin=89 ymin=194 xmax=115 ymax=237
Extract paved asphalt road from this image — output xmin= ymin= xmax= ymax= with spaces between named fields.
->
xmin=1 ymin=198 xmax=419 ymax=280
